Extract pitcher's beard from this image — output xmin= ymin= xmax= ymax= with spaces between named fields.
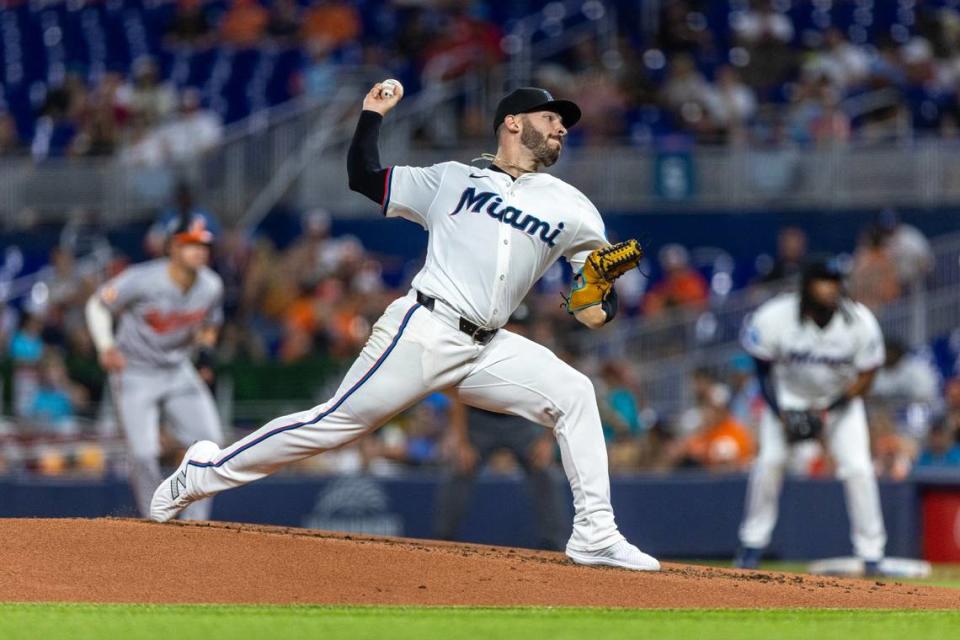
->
xmin=521 ymin=126 xmax=561 ymax=166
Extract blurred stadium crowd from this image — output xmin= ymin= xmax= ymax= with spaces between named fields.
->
xmin=2 ymin=187 xmax=959 ymax=481
xmin=4 ymin=0 xmax=960 ymax=160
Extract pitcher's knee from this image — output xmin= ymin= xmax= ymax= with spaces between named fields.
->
xmin=567 ymin=369 xmax=596 ymax=400
xmin=556 ymin=370 xmax=596 ymax=412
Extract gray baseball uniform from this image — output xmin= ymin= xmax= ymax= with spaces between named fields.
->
xmin=97 ymin=258 xmax=224 ymax=519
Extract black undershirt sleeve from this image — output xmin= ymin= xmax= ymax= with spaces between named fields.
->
xmin=753 ymin=357 xmax=780 ymax=415
xmin=347 ymin=110 xmax=389 ymax=204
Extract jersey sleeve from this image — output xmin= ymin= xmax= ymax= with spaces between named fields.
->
xmin=741 ymin=301 xmax=782 ymax=361
xmin=96 ymin=267 xmax=144 ymax=313
xmin=853 ymin=306 xmax=885 ymax=371
xmin=382 ymin=162 xmax=450 ymax=228
xmin=562 ymin=196 xmax=608 ymax=272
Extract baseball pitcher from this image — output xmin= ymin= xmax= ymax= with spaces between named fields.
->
xmin=85 ymin=214 xmax=224 ymax=519
xmin=736 ymin=261 xmax=887 ymax=575
xmin=149 ymin=82 xmax=657 ymax=570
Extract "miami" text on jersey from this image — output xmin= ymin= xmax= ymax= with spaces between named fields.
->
xmin=448 ymin=187 xmax=565 ymax=247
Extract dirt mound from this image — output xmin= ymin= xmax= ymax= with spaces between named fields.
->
xmin=1 ymin=518 xmax=955 ymax=608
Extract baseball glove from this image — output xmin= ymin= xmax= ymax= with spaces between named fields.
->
xmin=565 ymin=239 xmax=644 ymax=313
xmin=781 ymin=410 xmax=824 ymax=443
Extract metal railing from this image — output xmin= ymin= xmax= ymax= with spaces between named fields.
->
xmin=6 ymin=137 xmax=960 ymax=223
xmin=273 ymin=138 xmax=960 ymax=218
xmin=587 ymin=231 xmax=960 ymax=419
xmin=587 ymin=230 xmax=960 ymax=349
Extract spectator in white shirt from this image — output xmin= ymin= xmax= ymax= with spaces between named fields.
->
xmin=705 ymin=66 xmax=757 ymax=142
xmin=732 ymin=0 xmax=796 ymax=92
xmin=121 ymin=89 xmax=223 ymax=167
xmin=877 ymin=210 xmax=933 ymax=289
xmin=732 ymin=0 xmax=794 ymax=45
xmin=870 ymin=339 xmax=941 ymax=441
xmin=815 ymin=28 xmax=871 ymax=91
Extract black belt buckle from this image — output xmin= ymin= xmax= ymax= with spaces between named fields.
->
xmin=459 ymin=317 xmax=497 ymax=345
xmin=417 ymin=290 xmax=497 ymax=345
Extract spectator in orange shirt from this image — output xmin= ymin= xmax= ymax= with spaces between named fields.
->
xmin=665 ymin=384 xmax=756 ymax=471
xmin=870 ymin=409 xmax=916 ymax=481
xmin=327 ymin=293 xmax=370 ymax=358
xmin=421 ymin=8 xmax=503 ymax=82
xmin=279 ymin=281 xmax=322 ymax=363
xmin=946 ymin=378 xmax=960 ymax=432
xmin=220 ymin=0 xmax=268 ymax=48
xmin=673 ymin=385 xmax=755 ymax=471
xmin=642 ymin=244 xmax=709 ymax=316
xmin=302 ymin=0 xmax=361 ymax=52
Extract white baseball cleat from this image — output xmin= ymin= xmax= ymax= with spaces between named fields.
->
xmin=149 ymin=440 xmax=219 ymax=523
xmin=566 ymin=540 xmax=661 ymax=571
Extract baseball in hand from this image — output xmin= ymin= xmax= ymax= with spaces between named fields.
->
xmin=381 ymin=79 xmax=402 ymax=99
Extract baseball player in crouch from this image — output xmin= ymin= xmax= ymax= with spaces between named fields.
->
xmin=150 ymin=82 xmax=659 ymax=571
xmin=85 ymin=214 xmax=225 ymax=520
xmin=736 ymin=262 xmax=887 ymax=575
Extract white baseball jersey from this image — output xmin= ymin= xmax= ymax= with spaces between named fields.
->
xmin=738 ymin=293 xmax=888 ymax=561
xmin=741 ymin=293 xmax=885 ymax=410
xmin=383 ymin=162 xmax=607 ymax=328
xmin=97 ymin=258 xmax=224 ymax=368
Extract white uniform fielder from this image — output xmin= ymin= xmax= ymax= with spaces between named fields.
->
xmin=739 ymin=292 xmax=887 ymax=560
xmin=166 ymin=161 xmax=627 ymax=553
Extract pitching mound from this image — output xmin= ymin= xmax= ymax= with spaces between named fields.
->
xmin=1 ymin=518 xmax=955 ymax=608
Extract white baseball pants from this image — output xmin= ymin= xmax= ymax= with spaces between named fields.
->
xmin=185 ymin=291 xmax=625 ymax=552
xmin=738 ymin=400 xmax=887 ymax=560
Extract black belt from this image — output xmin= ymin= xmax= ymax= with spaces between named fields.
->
xmin=416 ymin=291 xmax=498 ymax=345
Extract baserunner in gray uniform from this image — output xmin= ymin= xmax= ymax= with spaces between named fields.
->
xmin=85 ymin=213 xmax=224 ymax=519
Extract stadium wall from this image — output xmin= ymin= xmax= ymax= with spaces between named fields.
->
xmin=2 ymin=473 xmax=956 ymax=561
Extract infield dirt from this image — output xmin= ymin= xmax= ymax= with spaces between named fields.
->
xmin=2 ymin=518 xmax=957 ymax=608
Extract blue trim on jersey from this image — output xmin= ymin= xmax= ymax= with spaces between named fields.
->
xmin=188 ymin=302 xmax=421 ymax=469
xmin=380 ymin=166 xmax=394 ymax=216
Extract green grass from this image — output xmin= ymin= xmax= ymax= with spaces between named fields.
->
xmin=4 ymin=569 xmax=958 ymax=638
xmin=2 ymin=605 xmax=960 ymax=640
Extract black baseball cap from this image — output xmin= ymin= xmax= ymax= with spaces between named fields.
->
xmin=493 ymin=87 xmax=581 ymax=134
xmin=802 ymin=259 xmax=844 ymax=283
